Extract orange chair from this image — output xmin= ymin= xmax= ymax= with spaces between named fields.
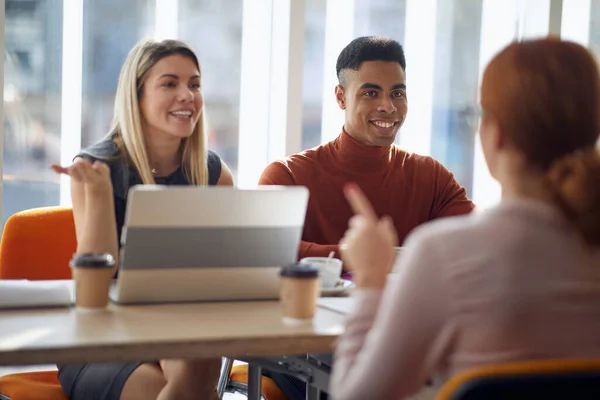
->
xmin=0 ymin=206 xmax=76 ymax=400
xmin=228 ymin=364 xmax=288 ymax=400
xmin=0 ymin=206 xmax=76 ymax=280
xmin=0 ymin=371 xmax=67 ymax=400
xmin=436 ymin=358 xmax=600 ymax=400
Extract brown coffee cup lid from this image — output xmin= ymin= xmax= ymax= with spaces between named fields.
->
xmin=70 ymin=253 xmax=115 ymax=268
xmin=280 ymin=262 xmax=319 ymax=278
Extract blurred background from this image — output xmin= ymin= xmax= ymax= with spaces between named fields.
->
xmin=3 ymin=0 xmax=598 ymax=227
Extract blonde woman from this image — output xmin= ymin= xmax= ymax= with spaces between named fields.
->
xmin=52 ymin=39 xmax=233 ymax=400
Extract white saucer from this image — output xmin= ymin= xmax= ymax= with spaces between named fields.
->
xmin=320 ymin=279 xmax=355 ymax=296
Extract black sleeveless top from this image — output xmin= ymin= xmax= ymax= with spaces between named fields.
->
xmin=78 ymin=137 xmax=222 ymax=245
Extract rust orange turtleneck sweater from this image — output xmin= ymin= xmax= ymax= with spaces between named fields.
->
xmin=259 ymin=130 xmax=475 ymax=262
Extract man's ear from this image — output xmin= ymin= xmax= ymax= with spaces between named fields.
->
xmin=335 ymin=85 xmax=346 ymax=110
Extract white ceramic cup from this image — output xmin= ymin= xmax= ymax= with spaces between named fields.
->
xmin=299 ymin=257 xmax=343 ymax=288
xmin=394 ymin=246 xmax=403 ymax=257
xmin=391 ymin=247 xmax=403 ymax=273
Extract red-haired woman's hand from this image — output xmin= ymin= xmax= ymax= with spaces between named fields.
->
xmin=339 ymin=183 xmax=398 ymax=289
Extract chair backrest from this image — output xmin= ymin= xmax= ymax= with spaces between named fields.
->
xmin=436 ymin=358 xmax=600 ymax=400
xmin=0 ymin=206 xmax=76 ymax=280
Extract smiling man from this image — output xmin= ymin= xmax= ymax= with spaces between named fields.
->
xmin=259 ymin=36 xmax=475 ymax=262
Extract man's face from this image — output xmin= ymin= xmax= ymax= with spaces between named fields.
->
xmin=335 ymin=60 xmax=407 ymax=146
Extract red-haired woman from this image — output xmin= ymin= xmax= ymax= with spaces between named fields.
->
xmin=332 ymin=38 xmax=600 ymax=400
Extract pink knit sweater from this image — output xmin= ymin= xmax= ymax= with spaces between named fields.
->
xmin=331 ymin=198 xmax=600 ymax=400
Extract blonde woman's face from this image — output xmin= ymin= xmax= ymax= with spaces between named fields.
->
xmin=139 ymin=54 xmax=203 ymax=140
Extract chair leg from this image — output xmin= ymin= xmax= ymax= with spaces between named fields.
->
xmin=247 ymin=364 xmax=263 ymax=400
xmin=217 ymin=357 xmax=235 ymax=399
xmin=307 ymin=384 xmax=326 ymax=400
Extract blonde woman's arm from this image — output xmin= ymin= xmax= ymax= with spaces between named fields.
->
xmin=53 ymin=158 xmax=119 ymax=262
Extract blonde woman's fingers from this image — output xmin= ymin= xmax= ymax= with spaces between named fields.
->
xmin=50 ymin=164 xmax=69 ymax=175
xmin=92 ymin=160 xmax=109 ymax=173
xmin=68 ymin=163 xmax=86 ymax=182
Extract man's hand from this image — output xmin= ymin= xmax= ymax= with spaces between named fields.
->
xmin=340 ymin=183 xmax=398 ymax=289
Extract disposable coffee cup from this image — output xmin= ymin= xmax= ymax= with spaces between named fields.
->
xmin=280 ymin=263 xmax=320 ymax=323
xmin=70 ymin=253 xmax=116 ymax=310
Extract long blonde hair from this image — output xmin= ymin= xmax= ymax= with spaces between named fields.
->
xmin=108 ymin=38 xmax=207 ymax=185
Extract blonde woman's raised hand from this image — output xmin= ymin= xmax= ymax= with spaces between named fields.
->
xmin=340 ymin=183 xmax=398 ymax=289
xmin=51 ymin=158 xmax=113 ymax=195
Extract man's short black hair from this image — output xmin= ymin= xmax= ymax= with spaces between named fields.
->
xmin=336 ymin=36 xmax=406 ymax=84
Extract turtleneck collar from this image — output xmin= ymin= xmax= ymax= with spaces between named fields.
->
xmin=330 ymin=128 xmax=395 ymax=173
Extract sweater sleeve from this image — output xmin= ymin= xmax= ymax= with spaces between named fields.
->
xmin=259 ymin=161 xmax=341 ymax=261
xmin=330 ymin=230 xmax=456 ymax=400
xmin=258 ymin=161 xmax=295 ymax=186
xmin=298 ymin=241 xmax=340 ymax=260
xmin=431 ymin=161 xmax=475 ymax=219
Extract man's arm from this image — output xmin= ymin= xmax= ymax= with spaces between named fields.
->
xmin=298 ymin=242 xmax=340 ymax=260
xmin=259 ymin=161 xmax=341 ymax=261
xmin=258 ymin=160 xmax=295 ymax=186
xmin=431 ymin=162 xmax=476 ymax=219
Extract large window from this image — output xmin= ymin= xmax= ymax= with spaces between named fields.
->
xmin=2 ymin=0 xmax=247 ymax=225
xmin=301 ymin=0 xmax=555 ymax=209
xmin=4 ymin=0 xmax=63 ymax=226
xmin=178 ymin=0 xmax=243 ymax=178
xmin=0 ymin=0 xmax=582 ymax=226
xmin=81 ymin=0 xmax=154 ymax=148
xmin=562 ymin=1 xmax=600 ymax=57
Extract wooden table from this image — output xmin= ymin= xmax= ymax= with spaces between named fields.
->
xmin=0 ymin=301 xmax=344 ymax=400
xmin=0 ymin=301 xmax=346 ymax=399
xmin=0 ymin=300 xmax=345 ymax=365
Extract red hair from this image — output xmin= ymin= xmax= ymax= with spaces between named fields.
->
xmin=482 ymin=38 xmax=600 ymax=246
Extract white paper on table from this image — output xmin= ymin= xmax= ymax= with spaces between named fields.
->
xmin=0 ymin=280 xmax=74 ymax=309
xmin=317 ymin=297 xmax=355 ymax=315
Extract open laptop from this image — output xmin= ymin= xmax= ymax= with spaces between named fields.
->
xmin=110 ymin=185 xmax=309 ymax=304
